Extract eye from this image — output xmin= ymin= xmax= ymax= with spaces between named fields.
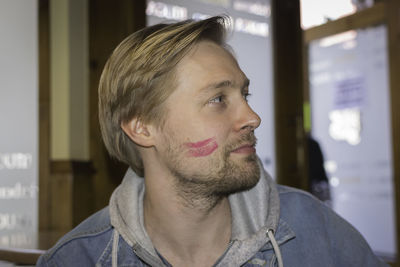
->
xmin=209 ymin=95 xmax=225 ymax=104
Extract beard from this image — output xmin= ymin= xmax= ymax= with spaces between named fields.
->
xmin=162 ymin=132 xmax=261 ymax=209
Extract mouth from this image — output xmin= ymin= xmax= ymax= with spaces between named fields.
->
xmin=231 ymin=143 xmax=256 ymax=154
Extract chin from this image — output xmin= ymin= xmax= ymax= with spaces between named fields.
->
xmin=214 ymin=160 xmax=260 ymax=196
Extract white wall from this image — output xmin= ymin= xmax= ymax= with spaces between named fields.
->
xmin=0 ymin=0 xmax=38 ymax=249
xmin=309 ymin=25 xmax=396 ymax=260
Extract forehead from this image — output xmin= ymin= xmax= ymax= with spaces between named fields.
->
xmin=174 ymin=41 xmax=247 ymax=94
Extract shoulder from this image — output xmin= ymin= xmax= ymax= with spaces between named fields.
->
xmin=277 ymin=184 xmax=321 ymax=206
xmin=277 ymin=184 xmax=313 ymax=197
xmin=276 ymin=185 xmax=362 ymax=247
xmin=276 ymin=185 xmax=331 ymax=226
xmin=37 ymin=207 xmax=114 ymax=266
xmin=276 ymin=184 xmax=348 ymax=229
xmin=276 ymin=185 xmax=387 ymax=266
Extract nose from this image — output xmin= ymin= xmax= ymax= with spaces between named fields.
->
xmin=233 ymin=99 xmax=261 ymax=132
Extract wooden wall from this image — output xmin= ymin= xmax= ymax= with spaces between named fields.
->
xmin=88 ymin=0 xmax=146 ymax=211
xmin=387 ymin=0 xmax=400 ymax=265
xmin=38 ymin=0 xmax=51 ymax=236
xmin=272 ymin=0 xmax=307 ymax=189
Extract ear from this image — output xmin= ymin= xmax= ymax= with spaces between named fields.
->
xmin=121 ymin=118 xmax=155 ymax=147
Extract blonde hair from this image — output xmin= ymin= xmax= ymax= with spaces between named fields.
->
xmin=98 ymin=16 xmax=228 ymax=176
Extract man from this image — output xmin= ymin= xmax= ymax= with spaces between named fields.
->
xmin=37 ymin=16 xmax=387 ymax=267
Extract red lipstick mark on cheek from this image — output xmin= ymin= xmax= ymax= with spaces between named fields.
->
xmin=184 ymin=137 xmax=218 ymax=157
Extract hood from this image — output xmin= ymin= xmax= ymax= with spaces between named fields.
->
xmin=109 ymin=158 xmax=284 ymax=266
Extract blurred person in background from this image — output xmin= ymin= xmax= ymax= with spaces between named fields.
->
xmin=307 ymin=134 xmax=331 ymax=206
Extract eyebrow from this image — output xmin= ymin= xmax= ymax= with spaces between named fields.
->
xmin=201 ymin=78 xmax=250 ymax=92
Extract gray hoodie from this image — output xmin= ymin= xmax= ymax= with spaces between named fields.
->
xmin=109 ymin=160 xmax=285 ymax=266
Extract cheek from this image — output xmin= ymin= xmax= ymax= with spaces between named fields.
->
xmin=171 ymin=115 xmax=231 ymax=158
xmin=184 ymin=137 xmax=219 ymax=157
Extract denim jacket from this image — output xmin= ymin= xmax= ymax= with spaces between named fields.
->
xmin=37 ymin=160 xmax=388 ymax=267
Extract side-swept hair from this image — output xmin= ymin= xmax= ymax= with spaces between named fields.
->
xmin=98 ymin=16 xmax=229 ymax=177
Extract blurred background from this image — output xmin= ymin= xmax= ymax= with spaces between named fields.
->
xmin=0 ymin=0 xmax=399 ymax=265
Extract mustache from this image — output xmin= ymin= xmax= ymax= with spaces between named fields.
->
xmin=225 ymin=133 xmax=258 ymax=153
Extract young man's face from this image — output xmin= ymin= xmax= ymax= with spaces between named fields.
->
xmin=153 ymin=41 xmax=261 ymax=197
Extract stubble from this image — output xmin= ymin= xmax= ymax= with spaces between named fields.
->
xmin=164 ymin=133 xmax=260 ymax=211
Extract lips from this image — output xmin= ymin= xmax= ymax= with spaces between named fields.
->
xmin=231 ymin=144 xmax=256 ymax=154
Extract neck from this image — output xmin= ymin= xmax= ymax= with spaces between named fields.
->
xmin=143 ymin=174 xmax=232 ymax=267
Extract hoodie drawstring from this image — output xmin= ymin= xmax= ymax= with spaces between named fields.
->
xmin=267 ymin=229 xmax=283 ymax=267
xmin=112 ymin=229 xmax=119 ymax=267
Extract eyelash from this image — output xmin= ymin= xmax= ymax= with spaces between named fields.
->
xmin=209 ymin=95 xmax=225 ymax=104
xmin=208 ymin=92 xmax=251 ymax=105
xmin=243 ymin=92 xmax=251 ymax=101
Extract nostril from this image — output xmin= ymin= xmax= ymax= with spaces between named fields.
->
xmin=240 ymin=116 xmax=260 ymax=132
